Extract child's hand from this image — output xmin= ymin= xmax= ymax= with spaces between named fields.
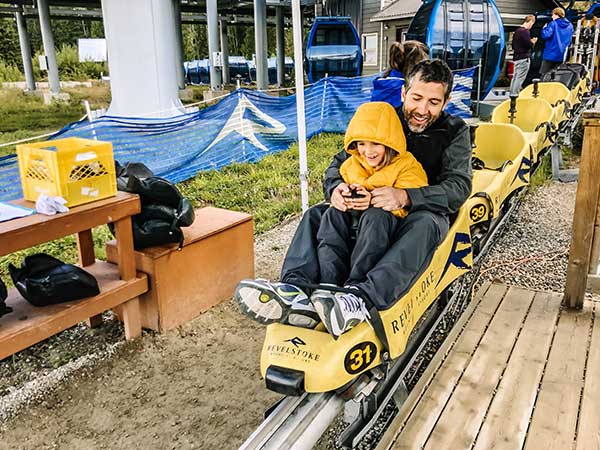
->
xmin=331 ymin=183 xmax=351 ymax=211
xmin=347 ymin=185 xmax=371 ymax=211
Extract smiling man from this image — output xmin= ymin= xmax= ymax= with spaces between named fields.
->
xmin=235 ymin=60 xmax=472 ymax=335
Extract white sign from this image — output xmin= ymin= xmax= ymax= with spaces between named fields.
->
xmin=78 ymin=38 xmax=107 ymax=62
xmin=212 ymin=51 xmax=223 ymax=68
xmin=38 ymin=55 xmax=48 ymax=71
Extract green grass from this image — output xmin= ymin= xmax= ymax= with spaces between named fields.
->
xmin=530 ymin=152 xmax=552 ymax=190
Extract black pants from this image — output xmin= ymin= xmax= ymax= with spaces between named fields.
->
xmin=317 ymin=207 xmax=400 ymax=286
xmin=281 ymin=204 xmax=449 ymax=309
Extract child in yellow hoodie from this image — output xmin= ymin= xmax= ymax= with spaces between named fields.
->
xmin=311 ymin=101 xmax=428 ymax=338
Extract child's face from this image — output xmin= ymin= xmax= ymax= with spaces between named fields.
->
xmin=357 ymin=141 xmax=386 ymax=167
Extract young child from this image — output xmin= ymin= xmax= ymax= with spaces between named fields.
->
xmin=235 ymin=102 xmax=428 ymax=338
xmin=309 ymin=101 xmax=428 ymax=337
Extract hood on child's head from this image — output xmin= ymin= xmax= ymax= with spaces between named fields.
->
xmin=343 ymin=101 xmax=407 ymax=155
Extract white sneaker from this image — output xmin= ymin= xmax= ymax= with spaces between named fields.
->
xmin=235 ymin=279 xmax=319 ymax=328
xmin=311 ymin=289 xmax=370 ymax=338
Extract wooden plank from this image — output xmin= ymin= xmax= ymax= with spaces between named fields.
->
xmin=0 ymin=261 xmax=147 ymax=361
xmin=524 ymin=303 xmax=593 ymax=450
xmin=422 ymin=286 xmax=536 ymax=450
xmin=564 ymin=122 xmax=600 ymax=308
xmin=76 ymin=228 xmax=95 ymax=266
xmin=472 ymin=291 xmax=561 ymax=450
xmin=0 ymin=192 xmax=140 ymax=257
xmin=575 ymin=302 xmax=600 ymax=450
xmin=381 ymin=282 xmax=509 ymax=450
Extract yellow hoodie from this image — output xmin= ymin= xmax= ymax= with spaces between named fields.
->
xmin=340 ymin=102 xmax=428 ymax=218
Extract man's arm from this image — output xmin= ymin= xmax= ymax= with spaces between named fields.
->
xmin=323 ymin=149 xmax=349 ymax=202
xmin=404 ymin=124 xmax=472 ymax=215
xmin=541 ymin=21 xmax=554 ymax=40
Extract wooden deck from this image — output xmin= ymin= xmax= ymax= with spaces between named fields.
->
xmin=376 ymin=282 xmax=600 ymax=450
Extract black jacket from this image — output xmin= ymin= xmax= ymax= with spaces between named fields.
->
xmin=323 ymin=110 xmax=472 ymax=215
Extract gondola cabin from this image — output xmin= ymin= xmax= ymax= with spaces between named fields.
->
xmin=406 ymin=0 xmax=505 ymax=99
xmin=305 ymin=17 xmax=363 ymax=83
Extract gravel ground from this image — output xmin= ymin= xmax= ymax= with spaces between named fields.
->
xmin=0 ymin=180 xmax=579 ymax=450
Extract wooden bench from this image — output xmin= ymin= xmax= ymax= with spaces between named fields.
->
xmin=0 ymin=192 xmax=148 ymax=361
xmin=106 ymin=206 xmax=254 ymax=331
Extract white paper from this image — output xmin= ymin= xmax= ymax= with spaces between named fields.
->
xmin=0 ymin=202 xmax=35 ymax=222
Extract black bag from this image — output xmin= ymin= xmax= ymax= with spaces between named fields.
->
xmin=0 ymin=278 xmax=12 ymax=318
xmin=113 ymin=161 xmax=195 ymax=250
xmin=542 ymin=67 xmax=580 ymax=89
xmin=8 ymin=254 xmax=100 ymax=307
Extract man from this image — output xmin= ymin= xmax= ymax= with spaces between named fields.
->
xmin=540 ymin=7 xmax=574 ymax=75
xmin=236 ymin=60 xmax=472 ymax=338
xmin=510 ymin=15 xmax=538 ymax=96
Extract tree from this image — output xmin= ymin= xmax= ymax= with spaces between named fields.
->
xmin=0 ymin=18 xmax=22 ymax=66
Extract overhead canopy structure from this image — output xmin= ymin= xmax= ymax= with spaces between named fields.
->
xmin=2 ymin=0 xmax=316 ymax=116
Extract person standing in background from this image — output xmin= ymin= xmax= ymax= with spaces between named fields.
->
xmin=540 ymin=7 xmax=574 ymax=75
xmin=510 ymin=15 xmax=537 ymax=96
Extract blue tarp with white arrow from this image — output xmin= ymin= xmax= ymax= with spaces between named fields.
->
xmin=0 ymin=69 xmax=475 ymax=202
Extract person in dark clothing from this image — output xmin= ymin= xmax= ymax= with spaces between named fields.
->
xmin=540 ymin=7 xmax=574 ymax=75
xmin=510 ymin=15 xmax=538 ymax=96
xmin=235 ymin=60 xmax=472 ymax=337
xmin=371 ymin=40 xmax=430 ymax=108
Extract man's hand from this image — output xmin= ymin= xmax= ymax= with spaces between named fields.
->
xmin=347 ymin=184 xmax=371 ymax=211
xmin=531 ymin=37 xmax=538 ymax=44
xmin=331 ymin=183 xmax=351 ymax=211
xmin=371 ymin=187 xmax=411 ymax=211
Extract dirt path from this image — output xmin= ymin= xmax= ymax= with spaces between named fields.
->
xmin=0 ymin=217 xmax=300 ymax=450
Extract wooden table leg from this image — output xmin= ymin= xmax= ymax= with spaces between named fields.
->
xmin=122 ymin=297 xmax=142 ymax=340
xmin=77 ymin=229 xmax=95 ymax=267
xmin=113 ymin=216 xmax=136 ymax=281
xmin=113 ymin=216 xmax=142 ymax=339
xmin=78 ymin=228 xmax=101 ymax=328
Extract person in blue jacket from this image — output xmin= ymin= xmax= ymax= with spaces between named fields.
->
xmin=540 ymin=7 xmax=574 ymax=75
xmin=370 ymin=40 xmax=430 ymax=108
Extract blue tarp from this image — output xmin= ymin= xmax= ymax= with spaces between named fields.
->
xmin=0 ymin=69 xmax=475 ymax=202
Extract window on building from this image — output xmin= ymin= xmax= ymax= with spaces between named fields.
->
xmin=362 ymin=33 xmax=378 ymax=66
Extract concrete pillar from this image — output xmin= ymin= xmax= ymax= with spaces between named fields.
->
xmin=254 ymin=0 xmax=268 ymax=90
xmin=219 ymin=19 xmax=230 ymax=85
xmin=101 ymin=0 xmax=185 ymax=117
xmin=15 ymin=7 xmax=36 ymax=91
xmin=206 ymin=0 xmax=222 ymax=90
xmin=276 ymin=6 xmax=285 ymax=87
xmin=173 ymin=0 xmax=186 ymax=89
xmin=37 ymin=0 xmax=60 ymax=94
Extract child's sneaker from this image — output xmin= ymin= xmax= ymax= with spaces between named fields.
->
xmin=235 ymin=279 xmax=319 ymax=328
xmin=311 ymin=289 xmax=370 ymax=338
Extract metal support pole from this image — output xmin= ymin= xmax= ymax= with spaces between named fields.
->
xmin=15 ymin=6 xmax=36 ymax=91
xmin=254 ymin=0 xmax=268 ymax=90
xmin=476 ymin=58 xmax=482 ymax=116
xmin=219 ymin=19 xmax=230 ymax=85
xmin=206 ymin=0 xmax=222 ymax=90
xmin=37 ymin=0 xmax=60 ymax=94
xmin=173 ymin=0 xmax=186 ymax=89
xmin=292 ymin=0 xmax=309 ymax=212
xmin=276 ymin=6 xmax=285 ymax=87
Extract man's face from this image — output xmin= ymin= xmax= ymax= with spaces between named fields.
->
xmin=401 ymin=76 xmax=449 ymax=133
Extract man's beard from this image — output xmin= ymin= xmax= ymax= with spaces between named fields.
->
xmin=403 ymin=108 xmax=437 ymax=133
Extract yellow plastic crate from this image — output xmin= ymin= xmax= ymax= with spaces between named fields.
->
xmin=17 ymin=137 xmax=117 ymax=207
